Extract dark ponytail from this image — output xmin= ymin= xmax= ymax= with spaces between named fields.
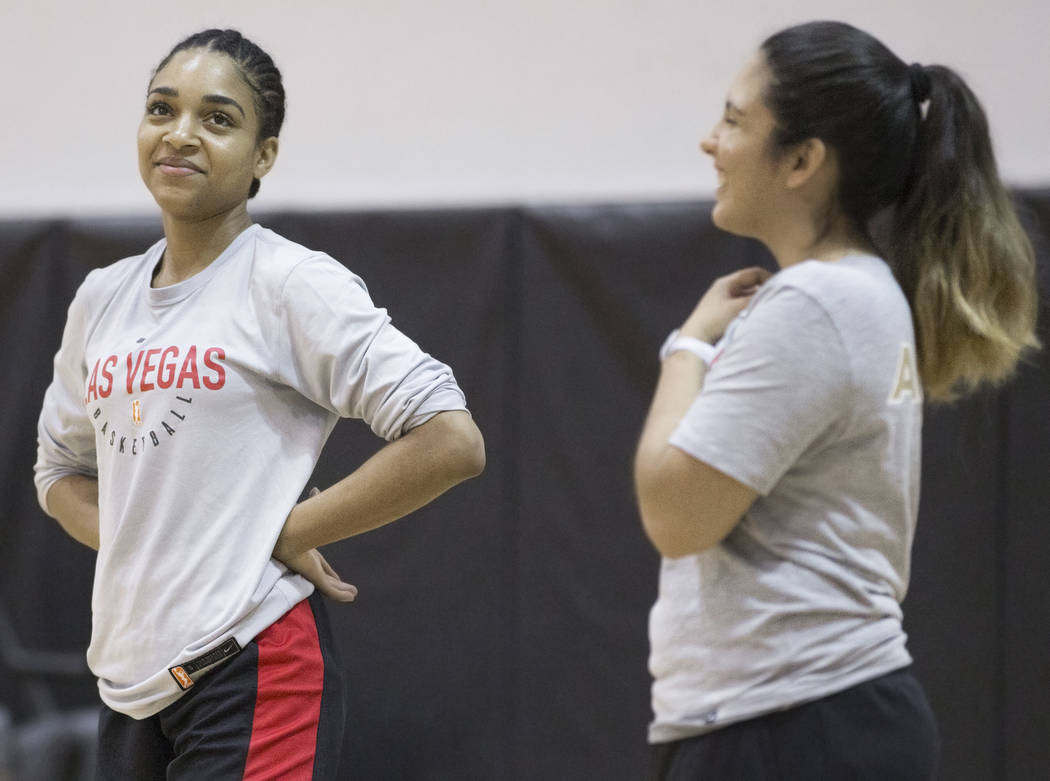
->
xmin=152 ymin=29 xmax=285 ymax=199
xmin=761 ymin=21 xmax=1038 ymax=401
xmin=890 ymin=65 xmax=1038 ymax=399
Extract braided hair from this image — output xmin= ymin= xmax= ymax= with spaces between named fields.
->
xmin=152 ymin=29 xmax=285 ymax=198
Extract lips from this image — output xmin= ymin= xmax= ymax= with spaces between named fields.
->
xmin=156 ymin=156 xmax=204 ymax=175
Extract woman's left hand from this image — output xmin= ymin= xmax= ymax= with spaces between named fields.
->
xmin=281 ymin=547 xmax=359 ymax=602
xmin=275 ymin=486 xmax=357 ymax=602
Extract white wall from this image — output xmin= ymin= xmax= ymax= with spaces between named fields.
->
xmin=2 ymin=0 xmax=1047 ymax=217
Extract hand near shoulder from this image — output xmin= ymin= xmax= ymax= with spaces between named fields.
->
xmin=681 ymin=266 xmax=772 ymax=343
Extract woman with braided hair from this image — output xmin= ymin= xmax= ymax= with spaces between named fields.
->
xmin=35 ymin=29 xmax=484 ymax=779
xmin=634 ymin=20 xmax=1038 ymax=779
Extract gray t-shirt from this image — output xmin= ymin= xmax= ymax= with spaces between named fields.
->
xmin=649 ymin=255 xmax=923 ymax=743
xmin=35 ymin=224 xmax=468 ymax=719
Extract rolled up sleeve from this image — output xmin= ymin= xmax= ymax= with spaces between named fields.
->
xmin=277 ymin=255 xmax=467 ymax=441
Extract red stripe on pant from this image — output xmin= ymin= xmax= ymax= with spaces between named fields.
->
xmin=242 ymin=599 xmax=324 ymax=780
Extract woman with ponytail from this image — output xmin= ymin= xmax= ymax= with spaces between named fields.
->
xmin=634 ymin=20 xmax=1037 ymax=779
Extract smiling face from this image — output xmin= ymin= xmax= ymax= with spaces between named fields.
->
xmin=138 ymin=49 xmax=278 ymax=221
xmin=700 ymin=53 xmax=786 ymax=240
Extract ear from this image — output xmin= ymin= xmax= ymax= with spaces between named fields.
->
xmin=253 ymin=137 xmax=280 ymax=180
xmin=783 ymin=137 xmax=827 ymax=190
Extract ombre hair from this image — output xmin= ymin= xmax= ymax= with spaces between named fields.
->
xmin=761 ymin=21 xmax=1039 ymax=401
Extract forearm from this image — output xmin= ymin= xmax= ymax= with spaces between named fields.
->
xmin=274 ymin=410 xmax=485 ymax=560
xmin=634 ymin=352 xmax=707 ymax=478
xmin=634 ymin=267 xmax=770 ymax=556
xmin=634 ymin=354 xmax=756 ymax=557
xmin=44 ymin=475 xmax=100 ymax=550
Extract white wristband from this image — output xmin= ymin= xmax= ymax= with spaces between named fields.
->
xmin=659 ymin=329 xmax=716 ymax=365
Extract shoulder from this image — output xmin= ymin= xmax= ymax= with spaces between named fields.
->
xmin=73 ymin=239 xmax=164 ymax=307
xmin=744 ymin=257 xmax=918 ymax=409
xmin=726 ymin=257 xmax=910 ymax=371
xmin=247 ymin=226 xmax=365 ymax=293
xmin=245 ymin=227 xmax=375 ymax=322
xmin=769 ymin=256 xmax=905 ymax=309
xmin=753 ymin=256 xmax=910 ymax=333
xmin=249 ymin=225 xmax=315 ymax=263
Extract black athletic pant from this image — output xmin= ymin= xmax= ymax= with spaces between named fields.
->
xmin=96 ymin=591 xmax=345 ymax=780
xmin=650 ymin=667 xmax=939 ymax=780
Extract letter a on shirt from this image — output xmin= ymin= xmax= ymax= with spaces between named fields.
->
xmin=888 ymin=343 xmax=921 ymax=404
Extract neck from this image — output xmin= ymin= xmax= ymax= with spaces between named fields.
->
xmin=764 ymin=212 xmax=878 ymax=269
xmin=153 ymin=204 xmax=253 ymax=287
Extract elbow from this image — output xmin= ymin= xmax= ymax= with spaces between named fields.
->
xmin=634 ymin=478 xmax=683 ymax=558
xmin=639 ymin=509 xmax=721 ymax=558
xmin=635 ymin=468 xmax=716 ymax=559
xmin=645 ymin=524 xmax=715 ymax=559
xmin=458 ymin=422 xmax=486 ymax=479
xmin=633 ymin=447 xmax=753 ymax=558
xmin=638 ymin=502 xmax=711 ymax=559
xmin=439 ymin=410 xmax=486 ymax=481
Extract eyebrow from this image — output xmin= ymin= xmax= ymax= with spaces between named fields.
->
xmin=147 ymin=87 xmax=246 ymax=118
xmin=724 ymin=100 xmax=744 ymax=115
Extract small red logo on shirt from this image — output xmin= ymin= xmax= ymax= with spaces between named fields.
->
xmin=131 ymin=399 xmax=142 ymax=425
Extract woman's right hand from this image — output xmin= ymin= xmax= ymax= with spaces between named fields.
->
xmin=680 ymin=266 xmax=771 ymax=344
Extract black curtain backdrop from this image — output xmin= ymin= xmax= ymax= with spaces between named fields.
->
xmin=2 ymin=193 xmax=1048 ymax=780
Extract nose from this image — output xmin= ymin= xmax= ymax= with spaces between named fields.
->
xmin=164 ymin=113 xmax=199 ymax=150
xmin=700 ymin=126 xmax=717 ymax=157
